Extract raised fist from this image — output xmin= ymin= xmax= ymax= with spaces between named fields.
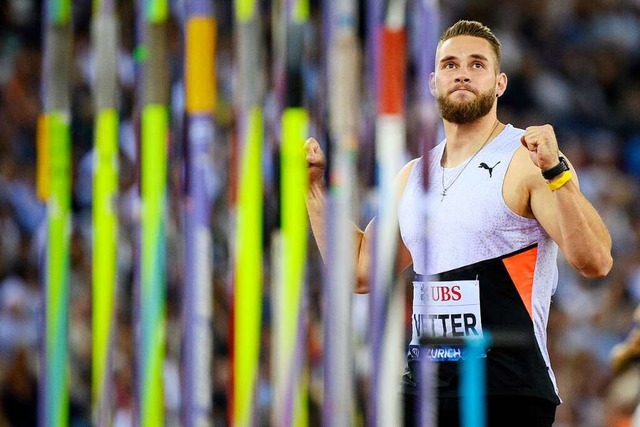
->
xmin=304 ymin=137 xmax=326 ymax=184
xmin=520 ymin=124 xmax=561 ymax=171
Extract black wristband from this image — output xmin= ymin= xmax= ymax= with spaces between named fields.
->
xmin=541 ymin=157 xmax=570 ymax=180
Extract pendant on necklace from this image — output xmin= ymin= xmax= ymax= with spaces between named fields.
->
xmin=440 ymin=189 xmax=447 ymax=201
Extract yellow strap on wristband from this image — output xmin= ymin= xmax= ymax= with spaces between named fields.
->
xmin=547 ymin=170 xmax=573 ymax=191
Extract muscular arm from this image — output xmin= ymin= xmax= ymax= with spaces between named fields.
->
xmin=305 ymin=138 xmax=414 ymax=293
xmin=305 ymin=162 xmax=329 ymax=261
xmin=530 ymin=166 xmax=612 ymax=277
xmin=306 ymin=173 xmax=370 ymax=292
xmin=519 ymin=125 xmax=613 ymax=278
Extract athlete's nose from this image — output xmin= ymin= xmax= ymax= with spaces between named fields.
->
xmin=455 ymin=75 xmax=471 ymax=83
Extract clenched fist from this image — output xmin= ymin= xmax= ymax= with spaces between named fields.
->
xmin=304 ymin=137 xmax=327 ymax=184
xmin=520 ymin=124 xmax=561 ymax=171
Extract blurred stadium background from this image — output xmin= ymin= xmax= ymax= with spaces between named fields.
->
xmin=0 ymin=0 xmax=639 ymax=426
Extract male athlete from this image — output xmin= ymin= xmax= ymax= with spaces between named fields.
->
xmin=305 ymin=20 xmax=612 ymax=426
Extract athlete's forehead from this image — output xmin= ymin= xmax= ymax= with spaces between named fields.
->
xmin=436 ymin=35 xmax=497 ymax=67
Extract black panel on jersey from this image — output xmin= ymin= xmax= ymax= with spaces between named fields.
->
xmin=402 ymin=244 xmax=560 ymax=405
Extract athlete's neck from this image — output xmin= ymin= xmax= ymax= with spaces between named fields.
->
xmin=442 ymin=115 xmax=503 ymax=167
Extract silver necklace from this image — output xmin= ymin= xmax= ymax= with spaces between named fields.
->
xmin=440 ymin=120 xmax=500 ymax=201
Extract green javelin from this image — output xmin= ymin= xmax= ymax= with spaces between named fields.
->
xmin=91 ymin=0 xmax=119 ymax=425
xmin=139 ymin=0 xmax=169 ymax=426
xmin=279 ymin=109 xmax=310 ymax=426
xmin=273 ymin=0 xmax=310 ymax=425
xmin=233 ymin=0 xmax=264 ymax=425
xmin=40 ymin=1 xmax=72 ymax=426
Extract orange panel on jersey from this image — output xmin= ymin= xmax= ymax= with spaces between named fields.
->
xmin=503 ymin=246 xmax=538 ymax=319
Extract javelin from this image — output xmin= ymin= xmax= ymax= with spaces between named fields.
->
xmin=270 ymin=0 xmax=312 ymax=426
xmin=414 ymin=1 xmax=440 ymax=426
xmin=232 ymin=0 xmax=265 ymax=425
xmin=181 ymin=0 xmax=216 ymax=425
xmin=38 ymin=1 xmax=72 ymax=426
xmin=137 ymin=0 xmax=169 ymax=425
xmin=369 ymin=0 xmax=408 ymax=425
xmin=323 ymin=0 xmax=359 ymax=425
xmin=91 ymin=0 xmax=120 ymax=425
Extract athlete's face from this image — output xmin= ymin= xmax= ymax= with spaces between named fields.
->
xmin=430 ymin=35 xmax=507 ymax=124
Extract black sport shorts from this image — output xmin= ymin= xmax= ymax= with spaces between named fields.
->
xmin=402 ymin=393 xmax=557 ymax=427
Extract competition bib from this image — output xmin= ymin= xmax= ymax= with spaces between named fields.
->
xmin=409 ymin=279 xmax=484 ymax=362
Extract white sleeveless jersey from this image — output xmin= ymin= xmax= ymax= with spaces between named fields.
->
xmin=398 ymin=124 xmax=561 ymax=403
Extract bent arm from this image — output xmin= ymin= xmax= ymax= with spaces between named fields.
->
xmin=354 ymin=161 xmax=416 ymax=293
xmin=305 ymin=165 xmax=375 ymax=293
xmin=305 ymin=137 xmax=371 ymax=292
xmin=305 ymin=175 xmax=329 ymax=260
xmin=528 ymin=156 xmax=613 ymax=278
xmin=304 ymin=137 xmax=366 ymax=267
xmin=305 ymin=138 xmax=415 ymax=293
xmin=307 ymin=181 xmax=413 ymax=294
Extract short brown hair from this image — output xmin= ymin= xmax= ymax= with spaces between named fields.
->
xmin=439 ymin=20 xmax=502 ymax=71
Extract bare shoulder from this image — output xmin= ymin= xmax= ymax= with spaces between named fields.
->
xmin=396 ymin=158 xmax=420 ymax=190
xmin=398 ymin=158 xmax=420 ymax=178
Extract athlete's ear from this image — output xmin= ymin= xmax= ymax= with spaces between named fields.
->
xmin=495 ymin=72 xmax=508 ymax=98
xmin=429 ymin=72 xmax=436 ymax=97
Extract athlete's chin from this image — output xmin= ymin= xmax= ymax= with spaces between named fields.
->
xmin=447 ymin=96 xmax=476 ymax=108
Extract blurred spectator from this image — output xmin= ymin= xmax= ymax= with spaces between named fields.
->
xmin=0 ymin=262 xmax=40 ymax=360
xmin=609 ymin=305 xmax=640 ymax=426
xmin=0 ymin=348 xmax=38 ymax=427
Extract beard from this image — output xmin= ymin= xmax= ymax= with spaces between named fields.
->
xmin=437 ymin=87 xmax=496 ymax=124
